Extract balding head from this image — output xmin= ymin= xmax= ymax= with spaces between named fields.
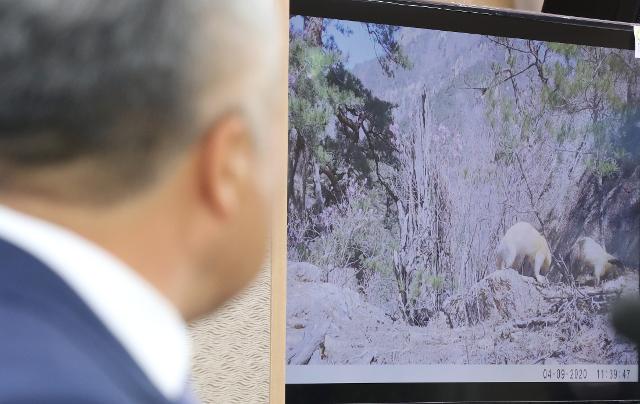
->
xmin=0 ymin=0 xmax=279 ymax=202
xmin=0 ymin=0 xmax=284 ymax=319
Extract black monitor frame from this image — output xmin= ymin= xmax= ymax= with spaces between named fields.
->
xmin=287 ymin=1 xmax=639 ymax=402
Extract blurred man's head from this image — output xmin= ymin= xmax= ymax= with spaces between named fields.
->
xmin=0 ymin=0 xmax=281 ymax=319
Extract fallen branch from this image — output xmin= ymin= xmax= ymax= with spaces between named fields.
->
xmin=542 ymin=290 xmax=621 ymax=300
xmin=287 ymin=320 xmax=331 ymax=365
xmin=513 ymin=316 xmax=560 ymax=329
xmin=534 ymin=350 xmax=563 ymax=364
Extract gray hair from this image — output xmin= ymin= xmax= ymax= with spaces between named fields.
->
xmin=0 ymin=0 xmax=279 ymax=201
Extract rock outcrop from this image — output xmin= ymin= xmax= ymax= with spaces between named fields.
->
xmin=552 ymin=166 xmax=640 ymax=268
xmin=443 ymin=269 xmax=546 ymax=328
xmin=288 ymin=261 xmax=322 ymax=284
xmin=287 ymin=263 xmax=389 ymax=365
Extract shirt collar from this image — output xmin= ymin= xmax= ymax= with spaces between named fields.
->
xmin=0 ymin=204 xmax=190 ymax=401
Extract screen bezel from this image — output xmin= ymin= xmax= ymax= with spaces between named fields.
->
xmin=287 ymin=0 xmax=639 ymax=402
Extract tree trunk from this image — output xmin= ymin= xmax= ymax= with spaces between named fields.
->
xmin=288 ymin=132 xmax=305 ymax=209
xmin=313 ymin=161 xmax=324 ymax=209
xmin=321 ymin=165 xmax=342 ymax=204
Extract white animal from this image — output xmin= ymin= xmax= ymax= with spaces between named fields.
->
xmin=496 ymin=222 xmax=552 ymax=284
xmin=570 ymin=236 xmax=624 ymax=286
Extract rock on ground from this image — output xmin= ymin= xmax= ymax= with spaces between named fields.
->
xmin=287 ymin=263 xmax=389 ymax=365
xmin=288 ymin=261 xmax=322 ymax=284
xmin=443 ymin=268 xmax=546 ymax=328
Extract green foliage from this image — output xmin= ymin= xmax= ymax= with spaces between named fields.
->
xmin=304 ymin=185 xmax=397 ymax=279
xmin=288 ymin=37 xmax=337 ymax=152
xmin=365 ymin=23 xmax=412 ymax=77
xmin=325 ymin=64 xmax=399 ymax=184
xmin=619 ymin=108 xmax=640 ymax=163
xmin=428 ymin=275 xmax=445 ymax=292
xmin=409 ymin=273 xmax=445 ymax=299
xmin=586 ymin=157 xmax=620 ymax=177
xmin=288 ymin=20 xmax=406 ymax=215
xmin=484 ymin=38 xmax=639 ymax=177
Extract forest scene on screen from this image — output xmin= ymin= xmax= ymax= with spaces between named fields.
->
xmin=287 ymin=17 xmax=640 ymax=366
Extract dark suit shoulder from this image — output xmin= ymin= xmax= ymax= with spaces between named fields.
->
xmin=0 ymin=239 xmax=173 ymax=404
xmin=0 ymin=302 xmax=131 ymax=404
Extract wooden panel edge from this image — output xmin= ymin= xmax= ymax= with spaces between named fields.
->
xmin=270 ymin=0 xmax=289 ymax=402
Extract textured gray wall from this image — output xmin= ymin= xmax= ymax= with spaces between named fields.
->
xmin=189 ymin=263 xmax=271 ymax=403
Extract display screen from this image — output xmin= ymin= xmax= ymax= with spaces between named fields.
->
xmin=287 ymin=13 xmax=639 ymax=387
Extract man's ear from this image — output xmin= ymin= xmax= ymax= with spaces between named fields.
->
xmin=198 ymin=114 xmax=254 ymax=218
